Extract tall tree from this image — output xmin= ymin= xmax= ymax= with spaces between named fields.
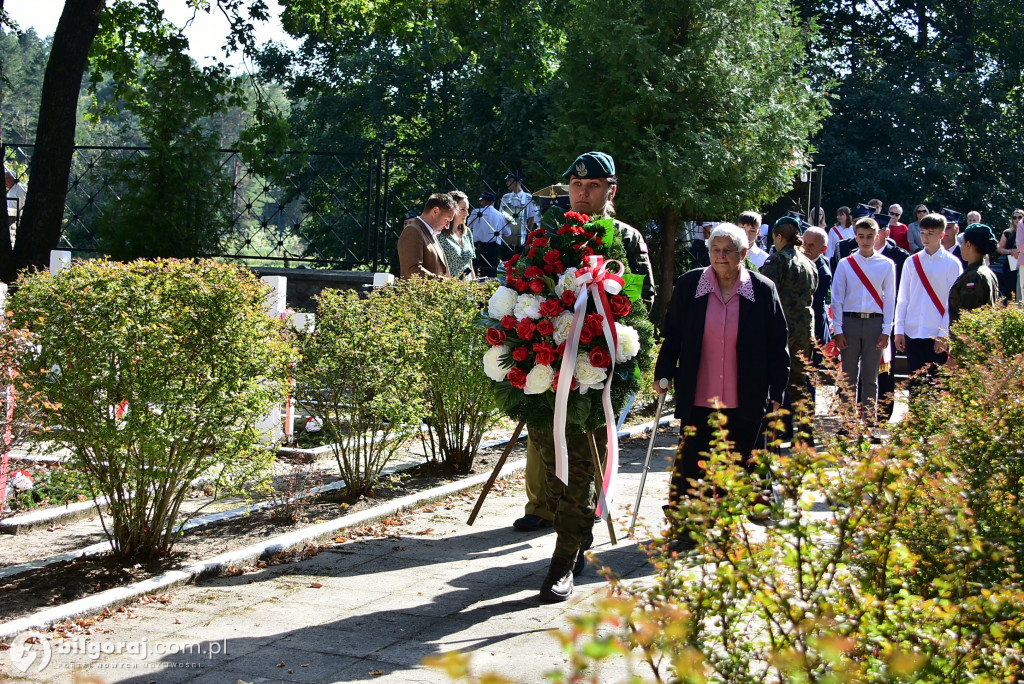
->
xmin=0 ymin=0 xmax=273 ymax=285
xmin=795 ymin=0 xmax=1024 ymax=220
xmin=545 ymin=0 xmax=827 ymax=321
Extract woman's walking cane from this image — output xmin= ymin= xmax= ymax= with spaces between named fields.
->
xmin=628 ymin=379 xmax=669 ymax=535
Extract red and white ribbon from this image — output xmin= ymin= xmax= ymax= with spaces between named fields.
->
xmin=552 ymin=255 xmax=624 ymax=519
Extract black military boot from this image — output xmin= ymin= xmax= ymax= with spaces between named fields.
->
xmin=539 ymin=555 xmax=575 ymax=602
xmin=573 ymin=528 xmax=594 ymax=577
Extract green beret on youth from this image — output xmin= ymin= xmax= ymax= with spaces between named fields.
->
xmin=563 ymin=151 xmax=615 ymax=180
xmin=962 ymin=223 xmax=998 ymax=254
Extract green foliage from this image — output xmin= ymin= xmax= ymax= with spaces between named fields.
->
xmin=95 ymin=53 xmax=239 ymax=261
xmin=373 ymin=278 xmax=501 ymax=473
xmin=444 ymin=345 xmax=1024 ymax=681
xmin=8 ymin=258 xmax=293 ymax=561
xmin=797 ymin=0 xmax=1024 ymax=218
xmin=292 ymin=287 xmax=426 ymax=496
xmin=2 ymin=463 xmax=92 ymax=514
xmin=948 ymin=303 xmax=1024 ymax=364
xmin=545 ymin=0 xmax=827 ymax=224
xmin=0 ymin=27 xmax=49 ymax=143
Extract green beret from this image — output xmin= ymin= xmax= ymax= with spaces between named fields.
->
xmin=774 ymin=215 xmax=801 ymax=230
xmin=563 ymin=151 xmax=615 ymax=180
xmin=962 ymin=223 xmax=998 ymax=254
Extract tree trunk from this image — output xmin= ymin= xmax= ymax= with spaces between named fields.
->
xmin=653 ymin=205 xmax=678 ymax=331
xmin=0 ymin=0 xmax=106 ymax=285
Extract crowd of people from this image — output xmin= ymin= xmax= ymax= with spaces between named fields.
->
xmin=395 ymin=173 xmax=541 ymax=280
xmin=397 ymin=159 xmax=1015 ymax=599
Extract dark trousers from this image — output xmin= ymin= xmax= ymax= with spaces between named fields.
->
xmin=474 ymin=241 xmax=500 ymax=277
xmin=904 ymin=335 xmax=947 ymax=397
xmin=669 ymin=406 xmax=765 ymax=507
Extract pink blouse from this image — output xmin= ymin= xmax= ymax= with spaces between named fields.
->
xmin=693 ymin=267 xmax=755 ymax=409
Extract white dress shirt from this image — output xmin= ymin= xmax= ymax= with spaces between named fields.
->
xmin=894 ymin=246 xmax=963 ymax=338
xmin=468 ymin=205 xmax=512 ymax=244
xmin=832 ymin=251 xmax=897 ymax=335
xmin=747 ymin=244 xmax=768 ymax=268
xmin=826 ymin=224 xmax=855 ymax=260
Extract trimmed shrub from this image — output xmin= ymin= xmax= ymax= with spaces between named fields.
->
xmin=9 ymin=259 xmax=293 ymax=560
xmin=292 ymin=288 xmax=426 ymax=496
xmin=373 ymin=278 xmax=501 ymax=473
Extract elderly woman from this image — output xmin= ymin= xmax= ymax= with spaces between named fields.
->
xmin=437 ymin=190 xmax=476 ymax=279
xmin=654 ymin=223 xmax=790 ymax=536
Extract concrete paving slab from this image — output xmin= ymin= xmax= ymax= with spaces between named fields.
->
xmin=3 ymin=429 xmax=678 ymax=683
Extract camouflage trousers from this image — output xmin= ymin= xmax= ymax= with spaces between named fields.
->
xmin=531 ymin=427 xmax=604 ymax=562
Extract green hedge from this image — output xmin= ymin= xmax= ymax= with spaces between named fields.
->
xmin=9 ymin=259 xmax=294 ymax=561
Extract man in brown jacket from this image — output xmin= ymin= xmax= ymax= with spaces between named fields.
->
xmin=397 ymin=193 xmax=457 ymax=279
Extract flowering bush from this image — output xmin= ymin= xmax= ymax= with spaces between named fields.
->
xmin=480 ymin=209 xmax=654 ymax=434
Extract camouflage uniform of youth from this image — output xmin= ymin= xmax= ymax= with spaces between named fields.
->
xmin=949 ymin=260 xmax=998 ymax=324
xmin=760 ymin=245 xmax=818 ymax=414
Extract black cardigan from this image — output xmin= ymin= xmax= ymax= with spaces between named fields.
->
xmin=654 ymin=268 xmax=791 ymax=425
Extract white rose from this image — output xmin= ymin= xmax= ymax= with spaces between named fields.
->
xmin=487 ymin=286 xmax=518 ymax=319
xmin=523 ymin=364 xmax=555 ymax=395
xmin=614 ymin=323 xmax=641 ymax=363
xmin=513 ymin=294 xmax=543 ymax=321
xmin=483 ymin=344 xmax=511 ymax=381
xmin=552 ymin=312 xmax=575 ymax=344
xmin=555 ymin=270 xmax=580 ymax=298
xmin=573 ymin=353 xmax=607 ymax=394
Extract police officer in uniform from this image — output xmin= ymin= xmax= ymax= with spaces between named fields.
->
xmin=949 ymin=223 xmax=1000 ymax=323
xmin=531 ymin=151 xmax=655 ymax=602
xmin=759 ymin=216 xmax=818 ymax=441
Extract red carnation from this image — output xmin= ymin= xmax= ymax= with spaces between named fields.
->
xmin=507 ymin=367 xmax=528 ymax=389
xmin=517 ymin=318 xmax=537 ymax=341
xmin=532 ymin=237 xmax=549 ymax=248
xmin=543 ymin=264 xmax=554 ymax=275
xmin=557 ymin=227 xmax=569 ymax=235
xmin=561 ymin=290 xmax=576 ymax=307
xmin=512 ymin=346 xmax=529 ymax=362
xmin=589 ymin=346 xmax=612 ymax=369
xmin=524 ymin=265 xmax=543 ymax=278
xmin=542 ymin=249 xmax=561 ymax=265
xmin=507 ymin=254 xmax=521 ymax=265
xmin=580 ymin=246 xmax=595 ymax=259
xmin=564 ymin=211 xmax=591 ymax=224
xmin=528 ymin=248 xmax=537 ymax=258
xmin=528 ymin=279 xmax=545 ymax=294
xmin=486 ymin=328 xmax=507 ymax=346
xmin=533 ymin=343 xmax=558 ymax=366
xmin=536 ymin=319 xmax=555 ymax=337
xmin=608 ymin=294 xmax=631 ymax=318
xmin=529 ymin=228 xmax=546 ymax=240
xmin=554 ymin=262 xmax=565 ymax=274
xmin=539 ymin=299 xmax=563 ymax=318
xmin=501 ymin=315 xmax=517 ymax=330
xmin=513 ymin=279 xmax=528 ymax=292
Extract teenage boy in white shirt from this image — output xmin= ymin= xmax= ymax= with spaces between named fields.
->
xmin=737 ymin=211 xmax=768 ymax=268
xmin=832 ymin=217 xmax=897 ymax=425
xmin=894 ymin=212 xmax=963 ymax=395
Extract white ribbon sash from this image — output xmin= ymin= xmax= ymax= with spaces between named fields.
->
xmin=552 ymin=255 xmax=625 ymax=519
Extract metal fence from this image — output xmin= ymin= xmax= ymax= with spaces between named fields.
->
xmin=2 ymin=143 xmax=559 ymax=273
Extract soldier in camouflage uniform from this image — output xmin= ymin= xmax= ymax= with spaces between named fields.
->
xmin=949 ymin=223 xmax=1000 ymax=324
xmin=760 ymin=216 xmax=818 ymax=441
xmin=524 ymin=151 xmax=655 ymax=602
